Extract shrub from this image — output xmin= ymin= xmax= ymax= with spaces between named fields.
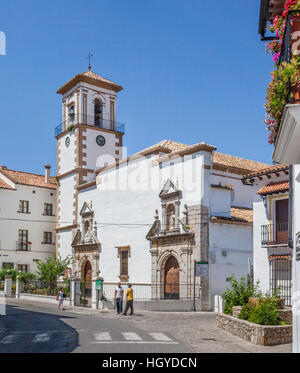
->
xmin=0 ymin=268 xmax=19 ymax=281
xmin=238 ymin=292 xmax=283 ymax=326
xmin=17 ymin=272 xmax=36 ymax=284
xmin=238 ymin=304 xmax=255 ymax=320
xmin=222 ymin=275 xmax=261 ymax=315
xmin=247 ymin=302 xmax=281 ymax=325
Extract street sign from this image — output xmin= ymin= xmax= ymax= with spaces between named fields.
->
xmin=95 ymin=279 xmax=102 ymax=290
xmin=195 ymin=261 xmax=209 ymax=277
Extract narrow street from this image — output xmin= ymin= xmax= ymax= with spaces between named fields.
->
xmin=0 ymin=299 xmax=190 ymax=353
xmin=0 ymin=299 xmax=292 ymax=353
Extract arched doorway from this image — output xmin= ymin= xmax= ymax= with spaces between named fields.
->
xmin=164 ymin=256 xmax=179 ymax=299
xmin=84 ymin=260 xmax=92 ymax=283
xmin=81 ymin=260 xmax=92 ymax=304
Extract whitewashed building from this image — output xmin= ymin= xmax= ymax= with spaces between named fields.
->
xmin=55 ymin=69 xmax=269 ymax=310
xmin=0 ymin=165 xmax=57 ymax=273
xmin=242 ymin=165 xmax=291 ymax=305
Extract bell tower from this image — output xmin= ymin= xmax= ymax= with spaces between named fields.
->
xmin=55 ymin=68 xmax=124 ymax=259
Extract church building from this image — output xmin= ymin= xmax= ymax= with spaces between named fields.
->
xmin=55 ymin=68 xmax=269 ymax=310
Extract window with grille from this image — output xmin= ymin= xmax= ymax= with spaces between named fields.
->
xmin=269 ymin=258 xmax=292 ymax=306
xmin=120 ymin=250 xmax=128 ymax=276
xmin=18 ymin=264 xmax=28 ymax=273
xmin=19 ymin=230 xmax=29 ymax=250
xmin=44 ymin=203 xmax=53 ymax=216
xmin=43 ymin=232 xmax=52 ymax=244
xmin=19 ymin=200 xmax=29 ymax=213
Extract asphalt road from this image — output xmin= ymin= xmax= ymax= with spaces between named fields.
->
xmin=0 ymin=300 xmax=191 ymax=353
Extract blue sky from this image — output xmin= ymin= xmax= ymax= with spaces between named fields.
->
xmin=0 ymin=0 xmax=274 ymax=175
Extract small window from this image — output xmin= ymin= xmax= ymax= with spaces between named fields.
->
xmin=19 ymin=200 xmax=29 ymax=214
xmin=120 ymin=250 xmax=128 ymax=276
xmin=94 ymin=99 xmax=103 ymax=127
xmin=2 ymin=262 xmax=14 ymax=269
xmin=68 ymin=105 xmax=75 ymax=123
xmin=43 ymin=232 xmax=52 ymax=244
xmin=18 ymin=230 xmax=29 ymax=251
xmin=44 ymin=203 xmax=53 ymax=216
xmin=18 ymin=264 xmax=28 ymax=273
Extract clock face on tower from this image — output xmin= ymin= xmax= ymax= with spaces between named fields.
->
xmin=65 ymin=137 xmax=70 ymax=147
xmin=96 ymin=135 xmax=106 ymax=146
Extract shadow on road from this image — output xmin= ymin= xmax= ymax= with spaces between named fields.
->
xmin=0 ymin=304 xmax=79 ymax=353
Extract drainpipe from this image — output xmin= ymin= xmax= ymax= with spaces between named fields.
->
xmin=288 ymin=165 xmax=294 ymax=249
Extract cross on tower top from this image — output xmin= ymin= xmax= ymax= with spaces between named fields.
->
xmin=87 ymin=52 xmax=94 ymax=71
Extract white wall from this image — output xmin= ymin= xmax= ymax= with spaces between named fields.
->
xmin=292 ymin=164 xmax=300 ymax=352
xmin=58 ymin=131 xmax=76 ymax=175
xmin=209 ymin=221 xmax=252 ymax=304
xmin=72 ymin=152 xmax=207 ymax=283
xmin=252 ymin=175 xmax=290 ymax=294
xmin=0 ymin=184 xmax=56 ymax=273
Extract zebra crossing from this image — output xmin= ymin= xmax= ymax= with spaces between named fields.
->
xmin=91 ymin=331 xmax=177 ymax=344
xmin=0 ymin=330 xmax=178 ymax=345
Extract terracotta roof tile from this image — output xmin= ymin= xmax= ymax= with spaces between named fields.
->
xmin=268 ymin=254 xmax=292 ymax=260
xmin=136 ymin=140 xmax=189 ymax=155
xmin=213 ymin=153 xmax=269 ymax=173
xmin=243 ymin=164 xmax=289 ymax=179
xmin=57 ymin=70 xmax=123 ymax=94
xmin=257 ymin=180 xmax=289 ymax=195
xmin=135 ymin=141 xmax=269 ymax=174
xmin=0 ymin=178 xmax=15 ymax=190
xmin=0 ymin=168 xmax=57 ymax=190
xmin=211 ymin=206 xmax=253 ymax=225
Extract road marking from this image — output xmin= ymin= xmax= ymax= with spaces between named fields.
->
xmin=32 ymin=333 xmax=51 ymax=343
xmin=91 ymin=341 xmax=179 ymax=344
xmin=0 ymin=334 xmax=17 ymax=344
xmin=10 ymin=330 xmax=87 ymax=334
xmin=122 ymin=332 xmax=142 ymax=341
xmin=94 ymin=332 xmax=112 ymax=341
xmin=148 ymin=332 xmax=173 ymax=342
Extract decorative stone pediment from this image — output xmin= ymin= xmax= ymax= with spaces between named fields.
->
xmin=71 ymin=227 xmax=100 ymax=248
xmin=79 ymin=201 xmax=94 ymax=217
xmin=159 ymin=179 xmax=181 ymax=200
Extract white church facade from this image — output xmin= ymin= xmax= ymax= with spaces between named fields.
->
xmin=55 ymin=69 xmax=269 ymax=310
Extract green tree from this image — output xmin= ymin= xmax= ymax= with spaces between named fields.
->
xmin=36 ymin=255 xmax=73 ymax=283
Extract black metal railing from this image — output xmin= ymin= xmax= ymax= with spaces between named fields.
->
xmin=261 ymin=223 xmax=288 ymax=246
xmin=54 ymin=113 xmax=125 ymax=137
xmin=23 ymin=280 xmax=70 ymax=297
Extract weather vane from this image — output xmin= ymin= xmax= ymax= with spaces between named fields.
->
xmin=87 ymin=52 xmax=94 ymax=71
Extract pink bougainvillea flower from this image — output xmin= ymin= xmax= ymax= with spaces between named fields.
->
xmin=272 ymin=52 xmax=281 ymax=62
xmin=283 ymin=0 xmax=298 ymax=17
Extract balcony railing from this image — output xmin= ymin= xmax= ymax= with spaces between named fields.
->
xmin=261 ymin=223 xmax=288 ymax=246
xmin=16 ymin=241 xmax=31 ymax=251
xmin=54 ymin=113 xmax=125 ymax=137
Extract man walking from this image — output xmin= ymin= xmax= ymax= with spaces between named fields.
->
xmin=123 ymin=284 xmax=133 ymax=316
xmin=114 ymin=282 xmax=124 ymax=314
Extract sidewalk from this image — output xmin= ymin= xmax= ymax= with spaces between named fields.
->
xmin=5 ymin=298 xmax=293 ymax=353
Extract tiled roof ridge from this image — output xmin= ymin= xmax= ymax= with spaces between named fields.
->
xmin=257 ymin=179 xmax=289 ymax=195
xmin=213 ymin=152 xmax=270 ymax=171
xmin=231 ymin=205 xmax=253 ymax=210
xmin=243 ymin=164 xmax=289 ymax=178
xmin=0 ymin=167 xmax=57 ymax=184
xmin=1 ymin=167 xmax=56 ymax=180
